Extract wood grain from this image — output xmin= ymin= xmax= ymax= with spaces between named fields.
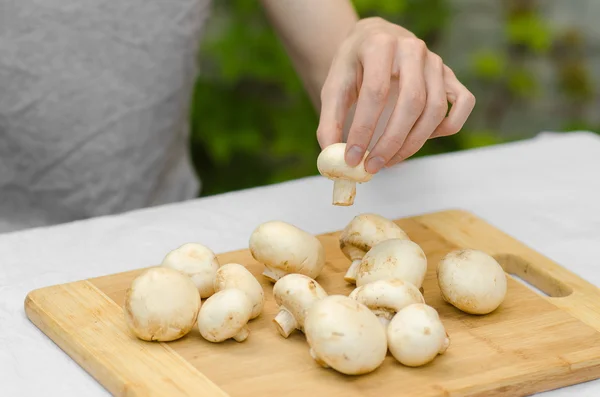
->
xmin=25 ymin=209 xmax=600 ymax=397
xmin=24 ymin=280 xmax=228 ymax=397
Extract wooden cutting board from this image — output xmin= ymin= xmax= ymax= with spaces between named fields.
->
xmin=24 ymin=209 xmax=600 ymax=397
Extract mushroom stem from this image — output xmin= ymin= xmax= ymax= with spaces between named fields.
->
xmin=372 ymin=309 xmax=394 ymax=328
xmin=273 ymin=308 xmax=298 ymax=338
xmin=344 ymin=259 xmax=362 ymax=283
xmin=233 ymin=325 xmax=250 ymax=342
xmin=332 ymin=179 xmax=356 ymax=206
xmin=262 ymin=266 xmax=286 ymax=282
xmin=309 ymin=348 xmax=329 ymax=368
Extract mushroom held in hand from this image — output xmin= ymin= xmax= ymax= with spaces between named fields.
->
xmin=340 ymin=213 xmax=410 ymax=283
xmin=317 ymin=142 xmax=373 ymax=206
xmin=124 ymin=266 xmax=201 ymax=342
xmin=387 ymin=303 xmax=450 ymax=367
xmin=249 ymin=220 xmax=326 ymax=282
xmin=272 ymin=274 xmax=328 ymax=338
xmin=349 ymin=278 xmax=425 ymax=327
xmin=354 ymin=238 xmax=428 ymax=289
xmin=197 ymin=289 xmax=253 ymax=343
xmin=161 ymin=242 xmax=220 ymax=298
xmin=214 ymin=263 xmax=265 ymax=319
xmin=304 ymin=295 xmax=388 ymax=376
xmin=437 ymin=249 xmax=507 ymax=315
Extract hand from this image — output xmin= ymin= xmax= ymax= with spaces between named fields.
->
xmin=316 ymin=17 xmax=476 ymax=174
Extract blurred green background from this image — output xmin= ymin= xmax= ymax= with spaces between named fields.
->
xmin=190 ymin=0 xmax=599 ymax=197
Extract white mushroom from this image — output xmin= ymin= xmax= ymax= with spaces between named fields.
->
xmin=387 ymin=303 xmax=450 ymax=367
xmin=214 ymin=263 xmax=265 ymax=320
xmin=249 ymin=220 xmax=326 ymax=282
xmin=339 ymin=213 xmax=411 ymax=283
xmin=354 ymin=238 xmax=428 ymax=290
xmin=123 ymin=266 xmax=201 ymax=342
xmin=197 ymin=289 xmax=253 ymax=343
xmin=437 ymin=249 xmax=507 ymax=315
xmin=349 ymin=278 xmax=425 ymax=327
xmin=303 ymin=295 xmax=388 ymax=376
xmin=161 ymin=242 xmax=220 ymax=298
xmin=316 ymin=142 xmax=373 ymax=206
xmin=272 ymin=274 xmax=328 ymax=338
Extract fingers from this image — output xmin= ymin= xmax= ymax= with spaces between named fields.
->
xmin=364 ymin=38 xmax=427 ymax=174
xmin=430 ymin=65 xmax=476 ymax=138
xmin=316 ymin=51 xmax=357 ymax=149
xmin=387 ymin=53 xmax=447 ymax=167
xmin=344 ymin=34 xmax=396 ymax=167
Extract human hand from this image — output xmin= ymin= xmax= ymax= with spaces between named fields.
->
xmin=316 ymin=17 xmax=476 ymax=174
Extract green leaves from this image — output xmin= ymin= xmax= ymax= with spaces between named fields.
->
xmin=505 ymin=12 xmax=552 ymax=54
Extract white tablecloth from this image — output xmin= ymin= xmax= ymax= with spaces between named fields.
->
xmin=1 ymin=131 xmax=599 ymax=396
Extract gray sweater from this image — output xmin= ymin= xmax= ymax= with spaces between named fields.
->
xmin=0 ymin=0 xmax=212 ymax=233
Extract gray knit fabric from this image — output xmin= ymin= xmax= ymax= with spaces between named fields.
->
xmin=0 ymin=0 xmax=211 ymax=233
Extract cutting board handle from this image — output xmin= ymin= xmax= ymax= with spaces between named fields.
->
xmin=415 ymin=209 xmax=600 ymax=332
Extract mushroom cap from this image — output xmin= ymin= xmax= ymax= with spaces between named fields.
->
xmin=356 ymin=238 xmax=428 ymax=288
xmin=316 ymin=143 xmax=373 ymax=183
xmin=161 ymin=242 xmax=220 ymax=298
xmin=339 ymin=213 xmax=410 ymax=260
xmin=437 ymin=249 xmax=507 ymax=315
xmin=387 ymin=303 xmax=449 ymax=367
xmin=272 ymin=274 xmax=328 ymax=331
xmin=249 ymin=220 xmax=326 ymax=280
xmin=124 ymin=266 xmax=201 ymax=342
xmin=349 ymin=278 xmax=425 ymax=320
xmin=197 ymin=288 xmax=253 ymax=343
xmin=304 ymin=295 xmax=388 ymax=375
xmin=214 ymin=263 xmax=265 ymax=319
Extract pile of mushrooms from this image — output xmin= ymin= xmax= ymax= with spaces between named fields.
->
xmin=124 ymin=242 xmax=266 ymax=344
xmin=122 ymin=201 xmax=508 ymax=379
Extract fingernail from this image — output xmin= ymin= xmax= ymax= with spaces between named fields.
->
xmin=345 ymin=145 xmax=364 ymax=166
xmin=365 ymin=156 xmax=385 ymax=174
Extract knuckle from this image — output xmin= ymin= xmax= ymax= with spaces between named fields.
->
xmin=440 ymin=121 xmax=461 ymax=136
xmin=350 ymin=123 xmax=374 ymax=140
xmin=433 ymin=99 xmax=449 ymax=120
xmin=404 ymin=37 xmax=428 ymax=54
xmin=366 ymin=32 xmax=395 ymax=49
xmin=387 ymin=135 xmax=406 ymax=153
xmin=465 ymin=91 xmax=476 ymax=108
xmin=399 ymin=139 xmax=423 ymax=159
xmin=429 ymin=53 xmax=444 ymax=69
xmin=365 ymin=83 xmax=389 ymax=104
xmin=407 ymin=90 xmax=426 ymax=112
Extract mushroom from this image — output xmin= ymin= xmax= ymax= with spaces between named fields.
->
xmin=437 ymin=249 xmax=507 ymax=315
xmin=272 ymin=274 xmax=328 ymax=338
xmin=339 ymin=213 xmax=411 ymax=283
xmin=197 ymin=288 xmax=253 ymax=343
xmin=249 ymin=220 xmax=326 ymax=282
xmin=214 ymin=263 xmax=265 ymax=319
xmin=123 ymin=266 xmax=201 ymax=342
xmin=348 ymin=278 xmax=425 ymax=327
xmin=161 ymin=242 xmax=220 ymax=298
xmin=316 ymin=142 xmax=373 ymax=206
xmin=354 ymin=238 xmax=428 ymax=290
xmin=303 ymin=295 xmax=388 ymax=376
xmin=387 ymin=303 xmax=450 ymax=367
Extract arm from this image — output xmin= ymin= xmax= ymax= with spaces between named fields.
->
xmin=258 ymin=0 xmax=358 ymax=109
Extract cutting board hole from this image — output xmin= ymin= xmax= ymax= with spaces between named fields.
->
xmin=494 ymin=254 xmax=572 ymax=298
xmin=509 ymin=273 xmax=550 ymax=297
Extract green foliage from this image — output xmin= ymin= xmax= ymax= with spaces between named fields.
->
xmin=190 ymin=0 xmax=597 ymax=197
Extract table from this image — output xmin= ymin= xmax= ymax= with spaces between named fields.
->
xmin=1 ymin=131 xmax=599 ymax=396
